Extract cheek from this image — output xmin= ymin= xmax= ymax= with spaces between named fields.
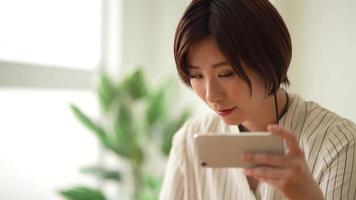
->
xmin=227 ymin=80 xmax=251 ymax=100
xmin=244 ymin=81 xmax=267 ymax=112
xmin=250 ymin=79 xmax=267 ymax=100
xmin=190 ymin=81 xmax=206 ymax=100
xmin=226 ymin=79 xmax=260 ymax=113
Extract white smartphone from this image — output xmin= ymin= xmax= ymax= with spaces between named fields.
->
xmin=194 ymin=132 xmax=285 ymax=168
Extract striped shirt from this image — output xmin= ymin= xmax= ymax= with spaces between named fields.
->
xmin=159 ymin=93 xmax=356 ymax=200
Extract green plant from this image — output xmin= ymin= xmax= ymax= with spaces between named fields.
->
xmin=59 ymin=68 xmax=191 ymax=200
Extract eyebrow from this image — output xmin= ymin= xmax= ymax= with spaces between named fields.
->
xmin=188 ymin=61 xmax=229 ymax=69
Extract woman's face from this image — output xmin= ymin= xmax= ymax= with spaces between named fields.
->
xmin=187 ymin=37 xmax=267 ymax=125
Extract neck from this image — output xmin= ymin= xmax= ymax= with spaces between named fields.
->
xmin=241 ymin=88 xmax=288 ymax=132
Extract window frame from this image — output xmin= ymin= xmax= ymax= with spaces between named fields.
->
xmin=0 ymin=0 xmax=121 ymax=90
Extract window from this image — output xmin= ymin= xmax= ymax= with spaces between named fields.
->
xmin=0 ymin=0 xmax=101 ymax=69
xmin=0 ymin=0 xmax=122 ymax=199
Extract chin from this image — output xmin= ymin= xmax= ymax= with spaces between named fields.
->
xmin=219 ymin=116 xmax=241 ymax=125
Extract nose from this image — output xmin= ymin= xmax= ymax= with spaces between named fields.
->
xmin=205 ymin=79 xmax=224 ymax=103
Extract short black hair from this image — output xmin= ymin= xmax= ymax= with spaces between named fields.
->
xmin=174 ymin=0 xmax=292 ymax=95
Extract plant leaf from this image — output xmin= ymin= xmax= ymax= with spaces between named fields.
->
xmin=161 ymin=109 xmax=191 ymax=155
xmin=80 ymin=166 xmax=122 ymax=181
xmin=97 ymin=74 xmax=119 ymax=112
xmin=144 ymin=174 xmax=161 ymax=190
xmin=59 ymin=186 xmax=106 ymax=200
xmin=138 ymin=175 xmax=161 ymax=200
xmin=70 ymin=104 xmax=110 ymax=148
xmin=145 ymin=87 xmax=167 ymax=130
xmin=122 ymin=69 xmax=148 ymax=100
xmin=113 ymin=104 xmax=141 ymax=158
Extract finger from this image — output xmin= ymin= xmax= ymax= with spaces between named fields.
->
xmin=267 ymin=124 xmax=301 ymax=154
xmin=242 ymin=153 xmax=289 ymax=167
xmin=244 ymin=166 xmax=288 ymax=181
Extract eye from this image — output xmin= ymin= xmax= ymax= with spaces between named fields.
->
xmin=189 ymin=74 xmax=203 ymax=79
xmin=218 ymin=71 xmax=235 ymax=78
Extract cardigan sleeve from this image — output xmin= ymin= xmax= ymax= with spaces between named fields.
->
xmin=318 ymin=119 xmax=356 ymax=200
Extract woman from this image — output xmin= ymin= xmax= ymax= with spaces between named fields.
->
xmin=159 ymin=0 xmax=356 ymax=199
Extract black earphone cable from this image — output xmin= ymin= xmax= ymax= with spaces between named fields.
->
xmin=238 ymin=91 xmax=289 ymax=132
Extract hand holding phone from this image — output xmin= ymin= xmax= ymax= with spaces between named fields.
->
xmin=194 ymin=132 xmax=285 ymax=168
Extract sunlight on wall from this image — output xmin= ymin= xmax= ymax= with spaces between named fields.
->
xmin=274 ymin=0 xmax=356 ymax=122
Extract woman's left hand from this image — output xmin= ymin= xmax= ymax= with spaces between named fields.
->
xmin=242 ymin=124 xmax=324 ymax=200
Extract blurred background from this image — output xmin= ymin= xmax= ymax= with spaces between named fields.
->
xmin=0 ymin=0 xmax=355 ymax=199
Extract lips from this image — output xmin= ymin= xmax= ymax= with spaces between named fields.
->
xmin=215 ymin=107 xmax=236 ymax=116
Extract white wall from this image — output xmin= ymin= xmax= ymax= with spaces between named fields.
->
xmin=120 ymin=0 xmax=211 ymax=116
xmin=274 ymin=0 xmax=356 ymax=122
xmin=121 ymin=0 xmax=187 ymax=76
